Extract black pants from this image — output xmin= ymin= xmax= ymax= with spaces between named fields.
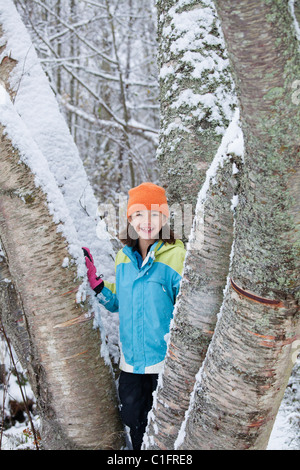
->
xmin=118 ymin=371 xmax=158 ymax=450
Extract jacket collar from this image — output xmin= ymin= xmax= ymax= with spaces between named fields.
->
xmin=123 ymin=240 xmax=164 ymax=269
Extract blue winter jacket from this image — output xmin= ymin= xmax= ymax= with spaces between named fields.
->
xmin=96 ymin=240 xmax=186 ymax=374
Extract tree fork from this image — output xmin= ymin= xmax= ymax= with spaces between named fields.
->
xmin=177 ymin=0 xmax=300 ymax=450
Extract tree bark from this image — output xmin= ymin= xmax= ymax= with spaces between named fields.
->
xmin=293 ymin=0 xmax=300 ymax=27
xmin=155 ymin=0 xmax=236 ymax=214
xmin=177 ymin=0 xmax=300 ymax=450
xmin=0 ymin=126 xmax=124 ymax=449
xmin=143 ymin=0 xmax=239 ymax=449
xmin=0 ymin=12 xmax=124 ymax=448
xmin=144 ymin=155 xmax=238 ymax=449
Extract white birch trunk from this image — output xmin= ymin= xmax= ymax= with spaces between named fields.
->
xmin=143 ymin=0 xmax=239 ymax=449
xmin=0 ymin=2 xmax=124 ymax=449
xmin=176 ymin=0 xmax=300 ymax=450
xmin=155 ymin=0 xmax=236 ymax=212
xmin=144 ymin=112 xmax=243 ymax=449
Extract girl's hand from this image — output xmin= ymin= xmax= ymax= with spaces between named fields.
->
xmin=82 ymin=247 xmax=104 ymax=293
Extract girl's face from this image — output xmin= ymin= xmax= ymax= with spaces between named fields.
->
xmin=129 ymin=210 xmax=167 ymax=240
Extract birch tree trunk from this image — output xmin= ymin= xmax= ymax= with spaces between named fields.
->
xmin=176 ymin=0 xmax=300 ymax=450
xmin=155 ymin=0 xmax=236 ymax=212
xmin=144 ymin=114 xmax=242 ymax=449
xmin=0 ymin=126 xmax=123 ymax=450
xmin=143 ymin=0 xmax=239 ymax=449
xmin=0 ymin=6 xmax=124 ymax=449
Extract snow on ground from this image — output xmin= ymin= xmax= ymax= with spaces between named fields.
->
xmin=0 ymin=331 xmax=39 ymax=450
xmin=267 ymin=361 xmax=300 ymax=450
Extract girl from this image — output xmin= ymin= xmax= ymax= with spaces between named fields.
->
xmin=83 ymin=182 xmax=186 ymax=450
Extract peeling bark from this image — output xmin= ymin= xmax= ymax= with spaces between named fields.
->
xmin=143 ymin=0 xmax=239 ymax=450
xmin=0 ymin=23 xmax=124 ymax=449
xmin=0 ymin=127 xmax=124 ymax=449
xmin=177 ymin=0 xmax=300 ymax=450
xmin=144 ymin=155 xmax=240 ymax=449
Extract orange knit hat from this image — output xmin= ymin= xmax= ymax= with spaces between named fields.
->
xmin=127 ymin=182 xmax=169 ymax=219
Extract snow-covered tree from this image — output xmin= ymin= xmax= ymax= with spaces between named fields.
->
xmin=155 ymin=0 xmax=236 ymax=215
xmin=15 ymin=0 xmax=160 ymax=202
xmin=144 ymin=0 xmax=300 ymax=450
xmin=0 ymin=1 xmax=123 ymax=449
xmin=143 ymin=0 xmax=240 ymax=448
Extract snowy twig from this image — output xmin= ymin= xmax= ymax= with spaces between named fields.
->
xmin=0 ymin=322 xmax=39 ymax=450
xmin=12 ymin=44 xmax=33 ymax=104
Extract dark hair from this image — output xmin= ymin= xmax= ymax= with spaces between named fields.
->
xmin=120 ymin=221 xmax=176 ymax=247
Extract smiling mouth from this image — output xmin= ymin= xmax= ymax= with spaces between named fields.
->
xmin=140 ymin=227 xmax=154 ymax=234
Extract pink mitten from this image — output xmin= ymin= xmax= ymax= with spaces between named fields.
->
xmin=82 ymin=247 xmax=104 ymax=293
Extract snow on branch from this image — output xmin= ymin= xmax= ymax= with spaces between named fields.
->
xmin=0 ymin=1 xmax=114 ymax=273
